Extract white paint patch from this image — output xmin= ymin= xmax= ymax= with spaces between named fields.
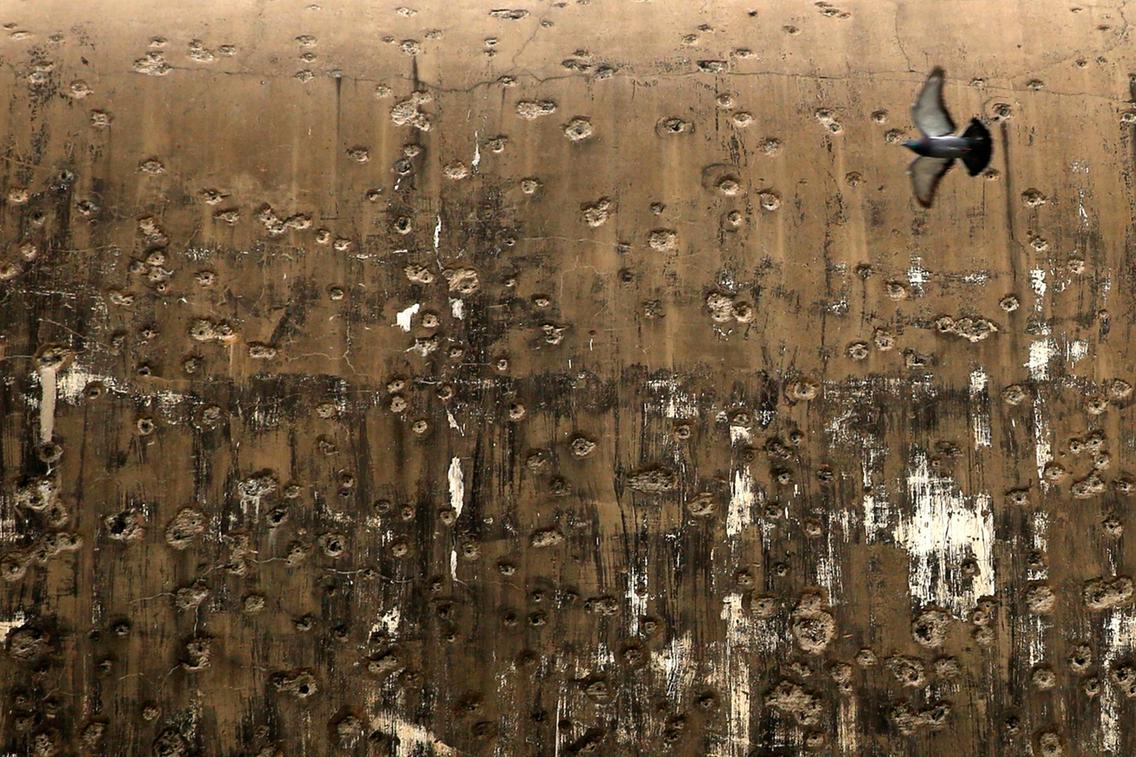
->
xmin=969 ymin=368 xmax=991 ymax=449
xmin=1027 ymin=338 xmax=1056 ymax=381
xmin=719 ymin=593 xmax=751 ymax=756
xmin=471 ymin=130 xmax=481 ymax=172
xmin=837 ymin=696 xmax=859 ymax=755
xmin=1034 ymin=396 xmax=1053 ymax=488
xmin=394 ymin=303 xmax=420 ymax=331
xmin=1101 ymin=608 xmax=1136 ymax=752
xmin=55 ymin=361 xmax=124 ymax=404
xmin=727 ymin=469 xmax=754 ymax=538
xmin=0 ymin=612 xmax=26 ymax=642
xmin=1030 ymin=268 xmax=1047 ymax=305
xmin=626 ymin=549 xmax=647 ymax=634
xmin=37 ymin=366 xmax=56 ymax=444
xmin=449 ymin=298 xmax=464 ymax=320
xmin=446 ymin=409 xmax=464 ymax=435
xmin=907 ymin=257 xmax=929 ymax=295
xmin=645 ymin=375 xmax=699 ymax=419
xmin=371 ymin=606 xmax=401 ymax=638
xmin=861 ymin=439 xmax=889 ymax=541
xmin=433 ymin=214 xmax=442 ymax=252
xmin=370 ymin=711 xmax=456 ymax=756
xmin=1028 ymin=511 xmax=1049 ymax=581
xmin=649 ymin=632 xmax=695 ymax=700
xmin=1068 ymin=339 xmax=1089 ymax=364
xmin=815 ymin=515 xmax=844 ymax=597
xmin=448 ymin=457 xmax=464 ymax=519
xmin=893 ymin=450 xmax=995 ymax=617
xmin=729 ymin=425 xmax=751 ymax=445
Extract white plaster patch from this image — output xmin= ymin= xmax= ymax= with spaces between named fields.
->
xmin=448 ymin=457 xmax=464 ymax=518
xmin=969 ymin=368 xmax=991 ymax=449
xmin=893 ymin=450 xmax=995 ymax=617
xmin=1027 ymin=338 xmax=1056 ymax=381
xmin=370 ymin=710 xmax=456 ymax=756
xmin=727 ymin=469 xmax=754 ymax=538
xmin=371 ymin=607 xmax=401 ymax=638
xmin=0 ymin=612 xmax=26 ymax=642
xmin=394 ymin=303 xmax=420 ymax=332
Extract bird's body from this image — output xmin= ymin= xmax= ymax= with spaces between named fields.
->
xmin=903 ymin=134 xmax=982 ymax=159
xmin=903 ymin=67 xmax=992 ymax=207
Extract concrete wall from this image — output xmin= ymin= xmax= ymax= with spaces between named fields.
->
xmin=0 ymin=1 xmax=1134 ymax=754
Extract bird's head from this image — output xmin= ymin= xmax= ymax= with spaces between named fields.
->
xmin=902 ymin=138 xmax=921 ymax=151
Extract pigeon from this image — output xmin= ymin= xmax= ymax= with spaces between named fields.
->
xmin=903 ymin=67 xmax=992 ymax=207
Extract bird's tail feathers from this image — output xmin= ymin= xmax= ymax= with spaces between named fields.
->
xmin=961 ymin=118 xmax=992 ymax=176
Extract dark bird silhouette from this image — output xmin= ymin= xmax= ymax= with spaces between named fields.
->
xmin=903 ymin=67 xmax=992 ymax=207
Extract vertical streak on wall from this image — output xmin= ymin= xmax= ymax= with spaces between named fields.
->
xmin=717 ymin=593 xmax=750 ymax=757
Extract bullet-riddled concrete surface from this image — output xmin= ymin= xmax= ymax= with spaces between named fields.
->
xmin=1 ymin=1 xmax=1135 ymax=754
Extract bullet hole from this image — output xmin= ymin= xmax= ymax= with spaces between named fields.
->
xmin=136 ymin=416 xmax=155 ymax=435
xmin=892 ymin=701 xmax=951 ymax=735
xmin=791 ymin=592 xmax=836 ymax=653
xmin=1084 ymin=575 xmax=1134 ymax=610
xmin=847 ymin=341 xmax=869 ymax=360
xmin=389 ymin=539 xmax=409 ymax=558
xmin=814 ymin=108 xmax=843 ymax=133
xmin=174 ymin=580 xmax=210 ymax=611
xmin=1037 ymin=731 xmax=1063 ymax=756
xmin=1067 ymin=643 xmax=1093 ymax=674
xmin=410 ymin=418 xmax=429 ymax=434
xmin=1001 ymin=384 xmax=1027 ymax=405
xmin=732 ymin=111 xmax=754 ymax=127
xmin=758 ymin=191 xmax=781 ymax=211
xmin=1042 ymin=462 xmax=1068 ymax=483
xmin=183 ymin=636 xmax=213 ymax=670
xmin=497 ymin=560 xmax=516 ymax=576
xmin=570 ymin=435 xmax=597 ymax=457
xmin=402 ymin=263 xmax=431 ymax=284
xmin=105 ymin=509 xmax=146 ymax=542
xmin=625 ymin=466 xmax=678 ymax=493
xmin=36 ymin=440 xmax=62 ymax=464
xmin=273 ymin=669 xmax=319 ymax=700
xmin=855 ymin=648 xmax=878 ymax=667
xmin=887 ymin=655 xmax=926 ymax=687
xmin=318 ymin=532 xmax=346 ymax=558
xmin=242 ymin=593 xmax=266 ymax=614
xmin=530 ymin=527 xmax=563 ymax=548
xmin=765 ymin=680 xmax=822 ymax=725
xmin=1028 ymin=664 xmax=1057 ymax=689
xmin=165 ymin=508 xmax=206 ymax=550
xmin=881 ymin=280 xmax=909 ymax=302
xmin=516 ymin=99 xmax=557 ymax=119
xmin=0 ymin=261 xmax=22 ymax=280
xmin=581 ymin=196 xmax=613 ymax=227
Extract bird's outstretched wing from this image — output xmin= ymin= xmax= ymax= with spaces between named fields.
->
xmin=908 ymin=156 xmax=953 ymax=207
xmin=912 ymin=67 xmax=956 ymax=137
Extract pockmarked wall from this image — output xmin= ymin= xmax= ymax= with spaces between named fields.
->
xmin=0 ymin=1 xmax=1134 ymax=754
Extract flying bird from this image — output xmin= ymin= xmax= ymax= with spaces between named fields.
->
xmin=903 ymin=67 xmax=992 ymax=207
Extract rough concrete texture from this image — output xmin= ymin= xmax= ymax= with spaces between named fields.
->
xmin=0 ymin=1 xmax=1135 ymax=754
